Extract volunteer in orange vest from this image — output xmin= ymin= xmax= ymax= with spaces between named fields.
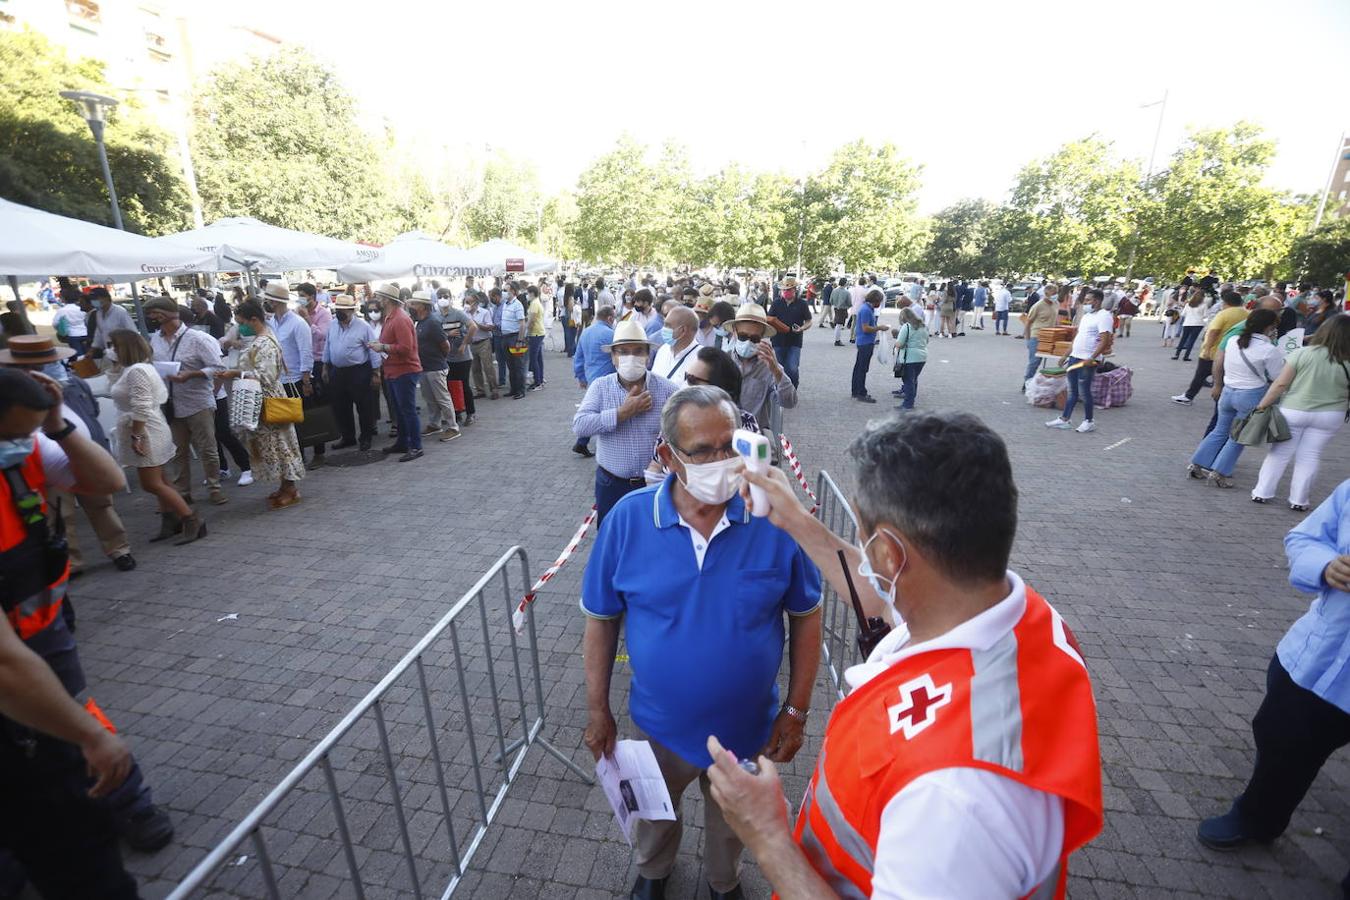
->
xmin=0 ymin=368 xmax=152 ymax=898
xmin=707 ymin=411 xmax=1103 ymax=898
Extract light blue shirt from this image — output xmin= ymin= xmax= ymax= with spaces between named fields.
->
xmin=271 ymin=311 xmax=313 ymax=384
xmin=572 ymin=371 xmax=679 ymax=478
xmin=323 ymin=316 xmax=381 ymax=369
xmin=1277 ymin=479 xmax=1350 ymax=713
xmin=573 ymin=320 xmax=616 ymax=384
xmin=500 ymin=297 xmax=525 ymax=336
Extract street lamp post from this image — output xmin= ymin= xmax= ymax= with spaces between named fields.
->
xmin=60 ymin=90 xmax=149 ymax=336
xmin=60 ymin=90 xmax=124 ymax=231
xmin=1123 ymin=90 xmax=1168 ymax=289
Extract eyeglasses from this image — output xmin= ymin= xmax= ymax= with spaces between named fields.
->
xmin=684 ymin=373 xmax=710 ymax=387
xmin=671 ymin=440 xmax=737 ymax=465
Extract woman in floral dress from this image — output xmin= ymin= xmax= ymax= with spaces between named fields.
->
xmin=215 ymin=299 xmax=305 ymax=510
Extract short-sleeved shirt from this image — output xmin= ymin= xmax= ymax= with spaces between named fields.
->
xmin=415 ymin=313 xmax=449 ymax=371
xmin=856 ymin=303 xmax=878 ymax=346
xmin=500 ymin=297 xmax=526 ymax=336
xmin=1202 ymin=306 xmax=1249 ymax=360
xmin=768 ymin=298 xmax=811 ymax=348
xmin=441 ymin=307 xmax=473 ymax=362
xmin=1069 ymin=309 xmax=1114 ymax=360
xmin=1282 ymin=346 xmax=1350 ymax=413
xmin=581 ymin=476 xmax=822 ymax=768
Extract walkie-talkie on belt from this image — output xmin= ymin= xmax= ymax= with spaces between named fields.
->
xmin=838 ymin=549 xmax=892 ymax=660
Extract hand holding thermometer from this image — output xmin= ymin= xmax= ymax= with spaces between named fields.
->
xmin=734 ymin=429 xmax=771 ymax=517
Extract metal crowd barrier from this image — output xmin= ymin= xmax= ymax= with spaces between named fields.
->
xmin=167 ymin=546 xmax=592 ymax=900
xmin=814 ymin=470 xmax=863 ymax=709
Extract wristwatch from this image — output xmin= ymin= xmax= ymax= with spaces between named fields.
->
xmin=781 ymin=704 xmax=809 ymax=723
xmin=44 ymin=418 xmax=77 ymax=442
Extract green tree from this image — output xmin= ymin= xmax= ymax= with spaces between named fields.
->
xmin=685 ymin=166 xmax=793 ymax=270
xmin=572 ymin=136 xmax=669 ymax=265
xmin=190 ymin=48 xmax=386 ymax=240
xmin=997 ymin=137 xmax=1137 ymax=277
xmin=801 ymin=141 xmax=925 ymax=274
xmin=0 ymin=28 xmax=190 ymax=235
xmin=1289 ymin=218 xmax=1350 ymax=287
xmin=923 ymin=199 xmax=1001 ymax=276
xmin=465 ymin=151 xmax=541 ymax=243
xmin=537 ymin=192 xmax=579 ymax=260
xmin=1134 ymin=123 xmax=1311 ymax=280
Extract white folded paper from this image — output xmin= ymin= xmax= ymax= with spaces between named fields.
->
xmin=153 ymin=360 xmax=181 ymax=378
xmin=596 ymin=739 xmax=676 ymax=844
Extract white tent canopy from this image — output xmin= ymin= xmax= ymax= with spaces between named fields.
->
xmin=460 ymin=239 xmax=558 ymax=275
xmin=0 ymin=199 xmax=217 ymax=281
xmin=333 ymin=231 xmax=479 ymax=282
xmin=155 ymin=217 xmax=376 ymax=273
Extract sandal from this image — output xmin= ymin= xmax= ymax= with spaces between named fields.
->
xmin=1290 ymin=503 xmax=1310 ymax=512
xmin=1187 ymin=464 xmax=1208 ymax=480
xmin=1250 ymin=496 xmax=1269 ymax=504
xmin=268 ymin=492 xmax=302 ymax=511
xmin=1207 ymin=472 xmax=1235 ymax=489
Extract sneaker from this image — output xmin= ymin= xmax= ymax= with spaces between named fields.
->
xmin=113 ymin=553 xmax=137 ymax=572
xmin=857 ymin=395 xmax=877 ymax=404
xmin=1045 ymin=417 xmax=1072 ymax=429
xmin=1171 ymin=395 xmax=1192 ymax=405
xmin=438 ymin=429 xmax=461 ymax=442
xmin=398 ymin=449 xmax=424 ymax=462
xmin=208 ymin=488 xmax=229 ymax=506
xmin=122 ymin=806 xmax=175 ymax=853
xmin=238 ymin=470 xmax=254 ymax=486
xmin=1075 ymin=420 xmax=1097 ymax=433
xmin=1290 ymin=503 xmax=1311 ymax=512
xmin=219 ymin=468 xmax=233 ymax=481
xmin=421 ymin=424 xmax=442 ymax=436
xmin=462 ymin=415 xmax=475 ymax=426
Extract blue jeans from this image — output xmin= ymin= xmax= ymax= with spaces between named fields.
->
xmin=1190 ymin=386 xmax=1265 ymax=475
xmin=528 ymin=335 xmax=545 ymax=385
xmin=1062 ymin=359 xmax=1095 ymax=421
xmin=595 ymin=466 xmax=644 ymax=524
xmin=851 ymin=343 xmax=875 ymax=397
xmin=898 ymin=361 xmax=925 ymax=408
xmin=774 ymin=344 xmax=802 ymax=387
xmin=994 ymin=310 xmax=1009 ymax=333
xmin=386 ymin=372 xmax=422 ymax=450
xmin=1024 ymin=338 xmax=1042 ymax=382
xmin=563 ymin=322 xmax=577 ymax=356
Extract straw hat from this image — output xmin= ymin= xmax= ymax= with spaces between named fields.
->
xmin=263 ymin=282 xmax=292 ymax=303
xmin=601 ymin=317 xmax=659 ymax=351
xmin=373 ymin=285 xmax=403 ymax=304
xmin=780 ymin=276 xmax=799 ymax=291
xmin=332 ymin=294 xmax=358 ymax=310
xmin=731 ymin=303 xmax=781 ymax=334
xmin=698 ymin=283 xmax=716 ymax=299
xmin=0 ymin=334 xmax=75 ymax=365
xmin=693 ymin=295 xmax=714 ymax=314
xmin=408 ymin=290 xmax=434 ymax=306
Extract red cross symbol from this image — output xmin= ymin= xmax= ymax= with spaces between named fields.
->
xmin=888 ymin=674 xmax=953 ymax=739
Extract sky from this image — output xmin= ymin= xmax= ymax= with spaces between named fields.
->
xmin=208 ymin=0 xmax=1348 ymax=213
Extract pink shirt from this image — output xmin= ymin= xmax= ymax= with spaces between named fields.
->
xmin=308 ymin=303 xmax=332 ymax=362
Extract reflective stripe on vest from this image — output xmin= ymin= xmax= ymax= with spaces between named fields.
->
xmin=1 ymin=447 xmax=66 ymax=641
xmin=791 ymin=589 xmax=1103 ymax=900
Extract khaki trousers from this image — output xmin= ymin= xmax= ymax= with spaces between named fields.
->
xmin=169 ymin=407 xmax=220 ymax=498
xmin=470 ymin=340 xmax=498 ymax=397
xmin=633 ymin=728 xmax=743 ymax=892
xmin=52 ymin=490 xmax=130 ymax=570
xmin=419 ymin=369 xmax=458 ymax=430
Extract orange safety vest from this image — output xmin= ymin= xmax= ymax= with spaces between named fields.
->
xmin=792 ymin=588 xmax=1102 ymax=900
xmin=0 ymin=443 xmax=68 ymax=641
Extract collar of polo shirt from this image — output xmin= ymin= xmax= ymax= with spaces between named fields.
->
xmin=652 ymin=473 xmax=749 ymax=527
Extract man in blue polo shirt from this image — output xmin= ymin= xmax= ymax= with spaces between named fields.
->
xmin=581 ymin=385 xmax=822 ymax=900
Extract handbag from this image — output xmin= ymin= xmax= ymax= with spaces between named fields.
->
xmin=294 ymin=403 xmax=340 ymax=447
xmin=262 ymin=381 xmax=304 ymax=425
xmin=1231 ymin=405 xmax=1290 ymax=446
xmin=229 ymin=378 xmax=264 ymax=431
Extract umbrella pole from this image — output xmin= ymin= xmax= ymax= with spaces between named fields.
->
xmin=6 ymin=276 xmax=35 ymax=334
xmin=129 ymin=282 xmax=149 ymax=338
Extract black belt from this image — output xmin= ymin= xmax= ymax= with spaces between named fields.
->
xmin=599 ymin=465 xmax=645 ymax=486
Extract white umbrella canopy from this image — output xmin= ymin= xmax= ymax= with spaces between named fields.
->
xmin=333 ymin=231 xmax=480 ymax=282
xmin=0 ymin=199 xmax=217 ymax=281
xmin=461 ymin=239 xmax=558 ymax=275
xmin=155 ymin=217 xmax=376 ymax=272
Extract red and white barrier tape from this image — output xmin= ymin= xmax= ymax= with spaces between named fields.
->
xmin=512 ymin=505 xmax=598 ymax=634
xmin=778 ymin=434 xmax=819 ymax=516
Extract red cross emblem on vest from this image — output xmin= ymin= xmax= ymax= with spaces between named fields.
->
xmin=888 ymin=674 xmax=953 ymax=739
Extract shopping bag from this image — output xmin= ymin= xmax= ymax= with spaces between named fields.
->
xmin=294 ymin=404 xmax=340 ymax=447
xmin=873 ymin=331 xmax=895 ymax=368
xmin=229 ymin=378 xmax=263 ymax=431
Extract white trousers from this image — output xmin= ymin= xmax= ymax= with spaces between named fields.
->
xmin=1252 ymin=408 xmax=1345 ymax=506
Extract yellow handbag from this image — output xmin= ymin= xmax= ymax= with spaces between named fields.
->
xmin=254 ymin=335 xmax=305 ymax=425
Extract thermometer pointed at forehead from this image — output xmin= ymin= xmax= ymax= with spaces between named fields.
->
xmin=734 ymin=430 xmax=769 ymax=460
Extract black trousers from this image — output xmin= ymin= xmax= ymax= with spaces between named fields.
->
xmin=505 ymin=342 xmax=527 ymax=396
xmin=446 ymin=359 xmax=475 ymax=416
xmin=0 ymin=733 xmax=139 ymax=899
xmin=329 ymin=363 xmax=377 ymax=443
xmin=1184 ymin=358 xmax=1214 ymax=401
xmin=213 ymin=398 xmax=251 ymax=471
xmin=1234 ymin=655 xmax=1350 ymax=840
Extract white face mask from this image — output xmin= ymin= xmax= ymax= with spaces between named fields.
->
xmin=732 ymin=338 xmax=757 ymax=359
xmin=857 ymin=528 xmax=905 ymax=623
xmin=676 ymin=454 xmax=743 ymax=505
xmin=105 ymin=347 xmax=119 ymax=363
xmin=615 ymin=356 xmax=647 ymax=381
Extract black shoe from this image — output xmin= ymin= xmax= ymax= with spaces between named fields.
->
xmin=113 ymin=554 xmax=137 ymax=572
xmin=858 ymin=395 xmax=877 ymax=403
xmin=382 ymin=444 xmax=406 ymax=455
xmin=331 ymin=438 xmax=357 ymax=450
xmin=1196 ymin=808 xmax=1271 ymax=851
xmin=512 ymin=392 xmax=526 ymax=399
xmin=306 ymin=456 xmax=325 ymax=470
xmin=630 ymin=874 xmax=667 ymax=900
xmin=833 ymin=340 xmax=843 ymax=346
xmin=358 ymin=439 xmax=372 ymax=451
xmin=708 ymin=883 xmax=745 ymax=900
xmin=572 ymin=442 xmax=594 ymax=458
xmin=891 ymin=389 xmax=904 ymax=396
xmin=398 ymin=449 xmax=424 ymax=462
xmin=122 ymin=806 xmax=174 ymax=853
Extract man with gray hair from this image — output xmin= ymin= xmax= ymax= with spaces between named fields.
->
xmin=581 ymin=385 xmax=822 ymax=900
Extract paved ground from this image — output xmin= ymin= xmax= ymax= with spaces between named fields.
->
xmin=45 ymin=312 xmax=1350 ymax=899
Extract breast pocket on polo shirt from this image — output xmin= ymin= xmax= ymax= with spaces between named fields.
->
xmin=735 ymin=568 xmax=789 ymax=631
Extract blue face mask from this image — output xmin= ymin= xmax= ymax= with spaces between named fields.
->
xmin=714 ymin=326 xmax=729 ymax=338
xmin=660 ymin=327 xmax=675 ymax=346
xmin=0 ymin=436 xmax=35 ymax=469
xmin=733 ymin=338 xmax=757 ymax=359
xmin=42 ymin=362 xmax=69 ymax=383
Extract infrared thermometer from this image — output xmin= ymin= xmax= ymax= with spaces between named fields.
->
xmin=734 ymin=428 xmax=771 ymax=517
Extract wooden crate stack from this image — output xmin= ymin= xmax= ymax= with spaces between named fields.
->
xmin=1037 ymin=326 xmax=1074 ymax=357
